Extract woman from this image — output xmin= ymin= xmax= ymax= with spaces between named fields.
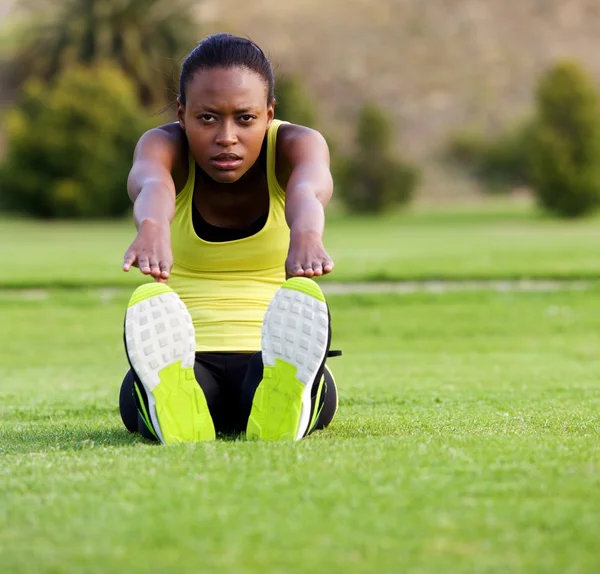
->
xmin=118 ymin=33 xmax=339 ymax=444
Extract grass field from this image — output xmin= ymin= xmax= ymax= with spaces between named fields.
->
xmin=2 ymin=202 xmax=600 ymax=573
xmin=3 ymin=201 xmax=600 ymax=288
xmin=2 ymin=287 xmax=600 ymax=573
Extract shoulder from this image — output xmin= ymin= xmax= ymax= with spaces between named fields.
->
xmin=136 ymin=123 xmax=188 ymax=192
xmin=276 ymin=122 xmax=329 ymax=153
xmin=137 ymin=122 xmax=186 ymax=151
xmin=275 ymin=123 xmax=330 ymax=188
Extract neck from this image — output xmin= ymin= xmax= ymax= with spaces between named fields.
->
xmin=197 ymin=159 xmax=264 ymax=204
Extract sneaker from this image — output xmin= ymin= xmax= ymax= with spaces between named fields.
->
xmin=246 ymin=277 xmax=331 ymax=441
xmin=123 ymin=283 xmax=215 ymax=444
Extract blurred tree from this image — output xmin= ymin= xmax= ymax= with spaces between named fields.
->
xmin=275 ymin=74 xmax=318 ymax=128
xmin=527 ymin=60 xmax=600 ymax=217
xmin=6 ymin=0 xmax=199 ymax=106
xmin=337 ymin=103 xmax=420 ymax=214
xmin=446 ymin=123 xmax=532 ymax=192
xmin=0 ymin=63 xmax=152 ymax=218
xmin=273 ymin=73 xmax=351 ymax=205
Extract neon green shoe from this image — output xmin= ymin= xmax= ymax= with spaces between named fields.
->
xmin=124 ymin=283 xmax=215 ymax=444
xmin=246 ymin=277 xmax=331 ymax=441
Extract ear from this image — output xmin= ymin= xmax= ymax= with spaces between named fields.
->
xmin=266 ymin=101 xmax=275 ymax=128
xmin=176 ymin=98 xmax=186 ymax=130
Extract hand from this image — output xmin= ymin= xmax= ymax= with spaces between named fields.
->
xmin=285 ymin=231 xmax=334 ymax=279
xmin=122 ymin=220 xmax=172 ymax=283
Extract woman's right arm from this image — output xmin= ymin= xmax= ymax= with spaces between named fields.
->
xmin=122 ymin=127 xmax=182 ymax=283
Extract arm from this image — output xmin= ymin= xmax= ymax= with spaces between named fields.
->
xmin=280 ymin=126 xmax=334 ymax=278
xmin=122 ymin=127 xmax=181 ymax=282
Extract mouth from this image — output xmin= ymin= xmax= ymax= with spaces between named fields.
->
xmin=210 ymin=153 xmax=243 ymax=171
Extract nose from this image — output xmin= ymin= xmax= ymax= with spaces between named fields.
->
xmin=215 ymin=119 xmax=237 ymax=147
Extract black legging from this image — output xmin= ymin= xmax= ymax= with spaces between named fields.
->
xmin=119 ymin=351 xmax=338 ymax=440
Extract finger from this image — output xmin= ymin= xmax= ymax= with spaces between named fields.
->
xmin=138 ymin=257 xmax=151 ymax=274
xmin=302 ymin=265 xmax=315 ymax=278
xmin=286 ymin=262 xmax=304 ymax=277
xmin=155 ymin=276 xmax=169 ymax=284
xmin=122 ymin=251 xmax=136 ymax=272
xmin=323 ymin=260 xmax=334 ymax=274
xmin=149 ymin=260 xmax=161 ymax=278
xmin=311 ymin=262 xmax=323 ymax=277
xmin=159 ymin=262 xmax=171 ymax=280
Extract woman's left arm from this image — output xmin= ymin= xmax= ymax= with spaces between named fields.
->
xmin=281 ymin=126 xmax=334 ymax=278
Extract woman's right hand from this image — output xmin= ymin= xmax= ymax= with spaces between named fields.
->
xmin=122 ymin=219 xmax=173 ymax=283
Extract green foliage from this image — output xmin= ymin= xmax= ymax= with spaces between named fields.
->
xmin=273 ymin=73 xmax=351 ymax=203
xmin=6 ymin=0 xmax=199 ymax=106
xmin=527 ymin=60 xmax=600 ymax=217
xmin=338 ymin=103 xmax=419 ymax=214
xmin=275 ymin=74 xmax=318 ymax=128
xmin=446 ymin=123 xmax=531 ymax=192
xmin=0 ymin=63 xmax=151 ymax=219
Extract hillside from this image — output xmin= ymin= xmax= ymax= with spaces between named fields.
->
xmin=3 ymin=0 xmax=600 ymax=196
xmin=201 ymin=0 xmax=600 ymax=158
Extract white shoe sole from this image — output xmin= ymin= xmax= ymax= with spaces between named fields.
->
xmin=124 ymin=283 xmax=215 ymax=444
xmin=247 ymin=277 xmax=330 ymax=441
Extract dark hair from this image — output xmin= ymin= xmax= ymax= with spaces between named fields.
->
xmin=179 ymin=33 xmax=275 ymax=105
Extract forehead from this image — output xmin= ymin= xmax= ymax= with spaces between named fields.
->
xmin=185 ymin=67 xmax=267 ymax=108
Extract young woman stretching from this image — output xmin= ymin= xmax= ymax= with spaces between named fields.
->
xmin=118 ymin=33 xmax=339 ymax=443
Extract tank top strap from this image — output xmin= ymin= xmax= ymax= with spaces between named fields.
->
xmin=177 ymin=149 xmax=196 ymax=200
xmin=266 ymin=119 xmax=288 ymax=202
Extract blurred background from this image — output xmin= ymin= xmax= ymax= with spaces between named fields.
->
xmin=2 ymin=0 xmax=600 ymax=284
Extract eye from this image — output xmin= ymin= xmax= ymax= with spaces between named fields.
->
xmin=197 ymin=114 xmax=216 ymax=123
xmin=239 ymin=114 xmax=257 ymax=123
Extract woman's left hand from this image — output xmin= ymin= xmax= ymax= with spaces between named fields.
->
xmin=285 ymin=231 xmax=334 ymax=279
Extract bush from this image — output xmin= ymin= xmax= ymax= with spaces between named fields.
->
xmin=275 ymin=74 xmax=318 ymax=128
xmin=337 ymin=103 xmax=419 ymax=214
xmin=446 ymin=123 xmax=531 ymax=191
xmin=5 ymin=0 xmax=198 ymax=107
xmin=527 ymin=60 xmax=600 ymax=217
xmin=0 ymin=63 xmax=151 ymax=218
xmin=274 ymin=74 xmax=351 ymax=204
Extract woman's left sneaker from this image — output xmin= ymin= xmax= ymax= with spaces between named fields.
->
xmin=123 ymin=283 xmax=215 ymax=444
xmin=246 ymin=277 xmax=331 ymax=441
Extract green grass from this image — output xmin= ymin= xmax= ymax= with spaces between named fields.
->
xmin=1 ymin=288 xmax=600 ymax=573
xmin=4 ymin=201 xmax=600 ymax=288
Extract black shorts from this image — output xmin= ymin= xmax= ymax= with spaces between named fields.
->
xmin=119 ymin=351 xmax=338 ymax=439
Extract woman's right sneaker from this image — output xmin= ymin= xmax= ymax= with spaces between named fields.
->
xmin=123 ymin=283 xmax=215 ymax=444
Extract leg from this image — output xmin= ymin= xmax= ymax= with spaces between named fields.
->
xmin=246 ymin=277 xmax=333 ymax=441
xmin=239 ymin=351 xmax=265 ymax=431
xmin=193 ymin=354 xmax=233 ymax=435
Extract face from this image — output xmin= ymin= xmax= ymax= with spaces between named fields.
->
xmin=177 ymin=66 xmax=274 ymax=184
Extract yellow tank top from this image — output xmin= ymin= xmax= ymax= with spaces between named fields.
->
xmin=168 ymin=120 xmax=290 ymax=352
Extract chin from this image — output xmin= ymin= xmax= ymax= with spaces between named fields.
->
xmin=209 ymin=170 xmax=243 ymax=184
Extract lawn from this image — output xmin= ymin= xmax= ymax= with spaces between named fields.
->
xmin=3 ymin=201 xmax=600 ymax=288
xmin=1 ymin=287 xmax=600 ymax=573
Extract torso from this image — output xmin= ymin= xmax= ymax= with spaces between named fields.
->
xmin=167 ymin=119 xmax=291 ymax=353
